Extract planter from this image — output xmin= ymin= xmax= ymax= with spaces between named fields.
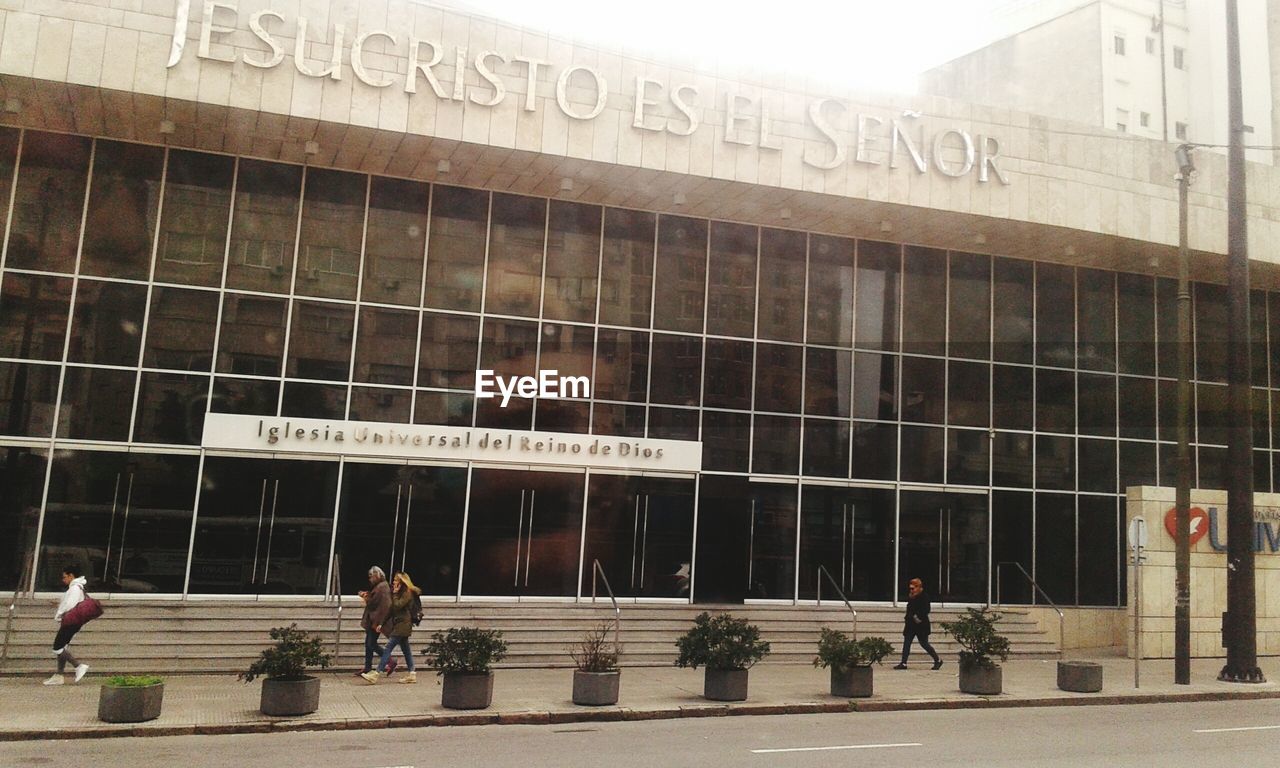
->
xmin=97 ymin=682 xmax=164 ymax=723
xmin=1057 ymin=660 xmax=1103 ymax=693
xmin=829 ymin=666 xmax=874 ymax=698
xmin=260 ymin=676 xmax=321 ymax=716
xmin=958 ymin=664 xmax=1003 ymax=695
xmin=441 ymin=671 xmax=494 ymax=709
xmin=703 ymin=668 xmax=749 ymax=702
xmin=572 ymin=670 xmax=621 ymax=706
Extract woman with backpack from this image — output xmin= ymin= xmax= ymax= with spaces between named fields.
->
xmin=360 ymin=571 xmax=422 ymax=684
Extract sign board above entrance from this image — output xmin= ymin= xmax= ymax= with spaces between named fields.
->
xmin=201 ymin=413 xmax=702 ymax=472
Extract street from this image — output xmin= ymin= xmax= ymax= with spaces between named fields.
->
xmin=3 ymin=699 xmax=1278 ymax=768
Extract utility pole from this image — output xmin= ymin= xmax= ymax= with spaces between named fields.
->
xmin=1174 ymin=143 xmax=1193 ymax=686
xmin=1220 ymin=0 xmax=1265 ymax=684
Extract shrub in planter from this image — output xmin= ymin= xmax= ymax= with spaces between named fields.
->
xmin=939 ymin=608 xmax=1010 ymax=695
xmin=98 ymin=675 xmax=164 ymax=723
xmin=569 ymin=622 xmax=622 ymax=706
xmin=674 ymin=612 xmax=770 ymax=702
xmin=424 ymin=627 xmax=508 ymax=709
xmin=239 ymin=624 xmax=332 ymax=716
xmin=812 ymin=629 xmax=893 ymax=698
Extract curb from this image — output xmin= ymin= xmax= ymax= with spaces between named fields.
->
xmin=2 ymin=690 xmax=1278 ymax=742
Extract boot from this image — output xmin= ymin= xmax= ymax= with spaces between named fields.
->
xmin=399 ymin=671 xmax=417 ymax=684
xmin=360 ymin=671 xmax=380 ymax=684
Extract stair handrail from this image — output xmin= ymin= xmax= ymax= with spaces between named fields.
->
xmin=589 ymin=559 xmax=622 ymax=653
xmin=993 ymin=560 xmax=1064 ymax=659
xmin=816 ymin=565 xmax=858 ymax=640
xmin=327 ymin=553 xmax=343 ymax=658
xmin=2 ymin=552 xmax=35 ymax=671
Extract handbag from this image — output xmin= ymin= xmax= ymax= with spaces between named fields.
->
xmin=61 ymin=594 xmax=104 ymax=628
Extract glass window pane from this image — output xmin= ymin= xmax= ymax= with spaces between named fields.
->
xmin=706 ymin=221 xmax=757 ymax=337
xmin=598 ymin=208 xmax=654 ymax=328
xmin=650 ymin=334 xmax=701 ymax=406
xmin=1035 ymin=493 xmax=1076 ymax=605
xmin=1251 ymin=290 xmax=1267 ymax=387
xmin=535 ymin=398 xmax=590 ymax=434
xmin=992 ymin=490 xmax=1033 ymax=603
xmin=1196 ymin=382 xmax=1228 ymax=445
xmin=900 ymin=356 xmax=944 ymax=424
xmin=851 ymin=421 xmax=897 ymax=480
xmin=755 ymin=342 xmax=802 ymax=413
xmin=281 ymin=381 xmax=347 ymax=419
xmin=485 ymin=193 xmax=546 ymax=317
xmin=133 ymin=371 xmax=208 ymax=444
xmin=900 ymin=424 xmax=944 ymax=483
xmin=67 ymin=279 xmax=147 ymax=366
xmin=752 ymin=414 xmax=800 ymax=474
xmin=594 ymin=328 xmax=648 ymax=403
xmin=949 ymin=252 xmax=991 ymax=359
xmin=948 ymin=360 xmax=989 ymax=427
xmin=361 ymin=176 xmax=427 ymax=306
xmin=1270 ymin=294 xmax=1280 ymax=388
xmin=154 ymin=149 xmax=233 ymax=287
xmin=1158 ymin=378 xmax=1177 ymax=442
xmin=649 ymin=406 xmax=698 ymax=441
xmin=1198 ymin=445 xmax=1226 ymax=489
xmin=354 ymin=307 xmax=417 ymax=386
xmin=418 ymin=312 xmax=480 ymax=390
xmin=226 ymin=159 xmax=302 ymax=293
xmin=286 ymin=300 xmax=354 ymax=381
xmin=758 ymin=228 xmax=805 ymax=342
xmin=702 ymin=410 xmax=750 ymax=471
xmin=216 ymin=293 xmax=287 ymax=376
xmin=1078 ymin=373 xmax=1116 ymax=437
xmin=992 ymin=430 xmax=1033 ymax=487
xmin=1118 ymin=376 xmax=1156 ymax=440
xmin=0 ymin=272 xmax=72 ymax=361
xmin=5 ymin=131 xmax=91 ymax=273
xmin=0 ymin=445 xmax=46 ymax=590
xmin=1119 ymin=440 xmax=1157 ymax=491
xmin=0 ymin=361 xmax=59 ymax=437
xmin=854 ymin=240 xmax=899 ymax=351
xmin=1254 ymin=387 xmax=1269 ymax=450
xmin=1078 ymin=496 xmax=1117 ymax=605
xmin=349 ymin=386 xmax=411 ymax=423
xmin=1117 ymin=273 xmax=1155 ymax=375
xmin=1078 ymin=438 xmax=1116 ymax=493
xmin=1195 ymin=282 xmax=1228 ymax=383
xmin=543 ymin=201 xmax=601 ymax=322
xmin=1037 ymin=263 xmax=1074 ymax=367
xmin=296 ymin=168 xmax=364 ymax=301
xmin=948 ymin=427 xmax=990 ymax=485
xmin=1077 ymin=268 xmax=1115 ymax=372
xmin=211 ymin=377 xmax=279 ymax=416
xmin=807 ymin=234 xmax=854 ymax=346
xmin=1036 ymin=434 xmax=1075 ymax=491
xmin=425 ymin=185 xmax=488 ymax=311
xmin=748 ymin=483 xmax=797 ymax=600
xmin=654 ymin=215 xmax=706 ymax=333
xmin=592 ymin=401 xmax=645 ymax=438
xmin=58 ymin=366 xmax=135 ymax=440
xmin=703 ymin=337 xmax=752 ymax=410
xmin=853 ymin=351 xmax=898 ymax=420
xmin=901 ymin=246 xmax=946 ymax=355
xmin=1156 ymin=277 xmax=1178 ymax=378
xmin=1036 ymin=368 xmax=1075 ymax=433
xmin=479 ymin=318 xmax=537 ymax=381
xmin=80 ymin=140 xmax=163 ymax=280
xmin=475 ymin=391 xmax=532 ymax=429
xmin=992 ymin=364 xmax=1033 ymax=431
xmin=804 ymin=347 xmax=851 ymax=418
xmin=414 ymin=390 xmax=473 ymax=426
xmin=993 ymin=256 xmax=1033 ymax=363
xmin=142 ymin=287 xmax=217 ymax=371
xmin=540 ymin=321 xmax=593 ymax=382
xmin=803 ymin=418 xmax=850 ymax=477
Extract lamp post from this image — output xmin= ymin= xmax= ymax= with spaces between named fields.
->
xmin=1174 ymin=143 xmax=1193 ymax=686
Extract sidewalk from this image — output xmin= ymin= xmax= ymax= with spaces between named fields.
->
xmin=1 ymin=654 xmax=1275 ymax=741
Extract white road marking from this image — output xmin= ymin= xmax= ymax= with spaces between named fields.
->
xmin=1195 ymin=725 xmax=1280 ymax=734
xmin=750 ymin=742 xmax=922 ymax=754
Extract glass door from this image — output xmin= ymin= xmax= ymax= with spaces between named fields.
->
xmin=461 ymin=467 xmax=585 ymax=597
xmin=582 ymin=474 xmax=694 ymax=599
xmin=798 ymin=484 xmax=895 ymax=601
xmin=897 ymin=490 xmax=988 ymax=604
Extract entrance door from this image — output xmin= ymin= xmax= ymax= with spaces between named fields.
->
xmin=190 ymin=456 xmax=339 ymax=595
xmin=582 ymin=474 xmax=694 ymax=599
xmin=461 ymin=468 xmax=584 ymax=597
xmin=334 ymin=462 xmax=467 ymax=595
xmin=798 ymin=485 xmax=895 ymax=601
xmin=897 ymin=490 xmax=988 ymax=603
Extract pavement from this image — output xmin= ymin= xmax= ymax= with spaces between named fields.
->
xmin=0 ymin=653 xmax=1275 ymax=742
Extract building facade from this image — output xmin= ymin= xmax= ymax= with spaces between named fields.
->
xmin=2 ymin=0 xmax=1280 ymax=620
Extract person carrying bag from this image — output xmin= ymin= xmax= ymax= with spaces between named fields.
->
xmin=45 ymin=565 xmax=101 ymax=685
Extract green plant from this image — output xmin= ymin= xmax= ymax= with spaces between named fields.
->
xmin=940 ymin=608 xmax=1011 ymax=670
xmin=674 ymin=612 xmax=771 ymax=671
xmin=238 ymin=624 xmax=332 ymax=683
xmin=424 ymin=627 xmax=509 ymax=675
xmin=103 ymin=675 xmax=163 ymax=688
xmin=812 ymin=628 xmax=893 ymax=671
xmin=569 ymin=622 xmax=621 ymax=672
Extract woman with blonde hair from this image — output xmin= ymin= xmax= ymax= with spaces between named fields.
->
xmin=361 ymin=571 xmax=423 ymax=684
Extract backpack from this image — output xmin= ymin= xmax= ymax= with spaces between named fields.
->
xmin=411 ymin=594 xmax=424 ymax=627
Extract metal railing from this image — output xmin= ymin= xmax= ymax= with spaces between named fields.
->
xmin=816 ymin=565 xmax=858 ymax=640
xmin=1 ymin=554 xmax=35 ymax=671
xmin=993 ymin=561 xmax=1065 ymax=658
xmin=590 ymin=559 xmax=622 ymax=653
xmin=326 ymin=553 xmax=343 ymax=659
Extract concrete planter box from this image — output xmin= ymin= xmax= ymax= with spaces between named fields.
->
xmin=703 ymin=668 xmax=749 ymax=702
xmin=1057 ymin=660 xmax=1103 ymax=693
xmin=829 ymin=666 xmax=874 ymax=698
xmin=958 ymin=664 xmax=1002 ymax=695
xmin=98 ymin=682 xmax=164 ymax=723
xmin=572 ymin=670 xmax=620 ymax=706
xmin=442 ymin=671 xmax=494 ymax=709
xmin=260 ymin=676 xmax=321 ymax=716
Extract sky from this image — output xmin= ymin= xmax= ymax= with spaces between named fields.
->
xmin=445 ymin=0 xmax=1011 ymax=94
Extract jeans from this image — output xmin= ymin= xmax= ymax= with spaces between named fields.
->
xmin=363 ymin=629 xmax=385 ymax=672
xmin=900 ymin=628 xmax=939 ymax=665
xmin=52 ymin=624 xmax=82 ymax=673
xmin=378 ymin=636 xmax=415 ymax=673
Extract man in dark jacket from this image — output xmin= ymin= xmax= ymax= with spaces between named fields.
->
xmin=894 ymin=577 xmax=943 ymax=670
xmin=358 ymin=566 xmax=394 ymax=676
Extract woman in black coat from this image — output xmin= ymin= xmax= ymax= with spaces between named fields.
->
xmin=894 ymin=577 xmax=943 ymax=670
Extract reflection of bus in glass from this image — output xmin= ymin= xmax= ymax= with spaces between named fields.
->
xmin=188 ymin=512 xmax=332 ymax=595
xmin=37 ymin=502 xmax=194 ymax=593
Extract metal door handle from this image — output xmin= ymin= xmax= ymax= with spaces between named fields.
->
xmin=103 ymin=473 xmax=123 ymax=587
xmin=524 ymin=490 xmax=536 ymax=587
xmin=262 ymin=480 xmax=280 ymax=585
xmin=630 ymin=494 xmax=641 ymax=590
xmin=390 ymin=483 xmax=403 ymax=575
xmin=115 ymin=473 xmax=136 ymax=586
xmin=513 ymin=490 xmax=526 ymax=588
xmin=251 ymin=478 xmax=268 ymax=585
xmin=401 ymin=484 xmax=413 ymax=576
xmin=640 ymin=495 xmax=650 ymax=588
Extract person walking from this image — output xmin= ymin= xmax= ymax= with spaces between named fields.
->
xmin=361 ymin=571 xmax=422 ymax=685
xmin=357 ymin=566 xmax=395 ymax=677
xmin=45 ymin=565 xmax=91 ymax=685
xmin=894 ymin=577 xmax=942 ymax=670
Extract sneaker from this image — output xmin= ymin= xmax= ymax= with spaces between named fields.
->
xmin=932 ymin=660 xmax=944 ymax=671
xmin=73 ymin=664 xmax=89 ymax=683
xmin=356 ymin=670 xmax=371 ymax=677
xmin=892 ymin=663 xmax=908 ymax=670
xmin=42 ymin=675 xmax=64 ymax=686
xmin=386 ymin=658 xmax=398 ymax=677
xmin=398 ymin=671 xmax=417 ymax=684
xmin=360 ymin=671 xmax=380 ymax=684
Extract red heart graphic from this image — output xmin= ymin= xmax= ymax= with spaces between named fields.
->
xmin=1163 ymin=506 xmax=1209 ymax=547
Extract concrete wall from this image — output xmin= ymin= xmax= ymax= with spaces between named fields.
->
xmin=1026 ymin=606 xmax=1128 ymax=651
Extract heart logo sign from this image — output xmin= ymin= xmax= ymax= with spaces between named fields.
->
xmin=1163 ymin=506 xmax=1210 ymax=547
